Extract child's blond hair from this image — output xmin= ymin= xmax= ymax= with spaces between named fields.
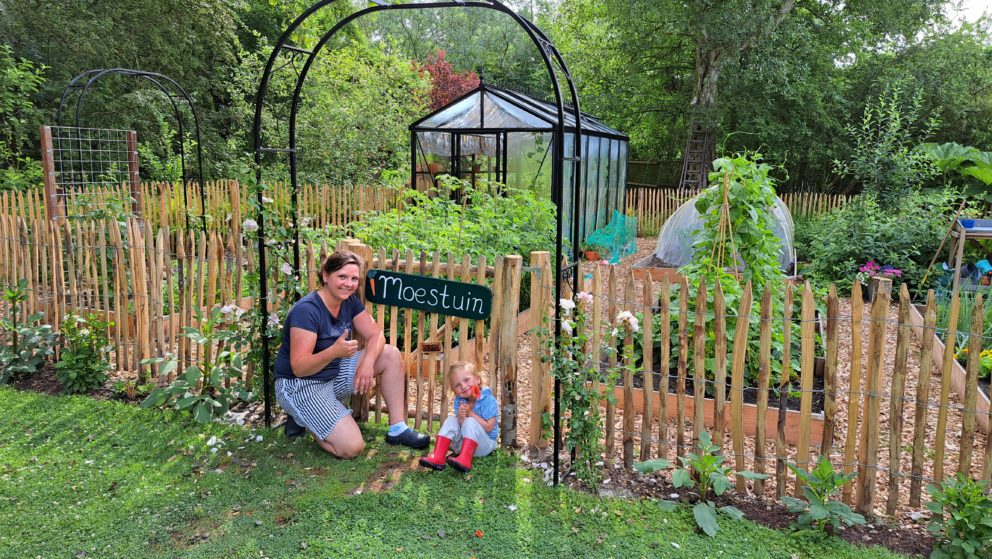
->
xmin=447 ymin=361 xmax=482 ymax=390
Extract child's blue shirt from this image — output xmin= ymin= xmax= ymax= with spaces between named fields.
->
xmin=452 ymin=387 xmax=499 ymax=441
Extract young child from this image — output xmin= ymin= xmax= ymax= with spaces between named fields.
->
xmin=419 ymin=361 xmax=499 ymax=472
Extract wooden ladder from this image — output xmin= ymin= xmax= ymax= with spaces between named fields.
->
xmin=678 ymin=121 xmax=715 ymax=190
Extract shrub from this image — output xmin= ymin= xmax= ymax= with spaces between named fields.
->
xmin=0 ymin=279 xmax=56 ymax=384
xmin=782 ymin=456 xmax=864 ymax=532
xmin=55 ymin=313 xmax=113 ymax=394
xmin=926 ymin=475 xmax=992 ymax=559
xmin=797 ymin=189 xmax=956 ymax=292
xmin=833 ymin=83 xmax=938 ymax=208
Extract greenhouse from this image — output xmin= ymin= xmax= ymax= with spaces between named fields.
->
xmin=651 ymin=190 xmax=797 ymax=275
xmin=410 ymin=82 xmax=629 ymax=242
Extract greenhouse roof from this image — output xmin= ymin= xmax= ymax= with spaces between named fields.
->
xmin=410 ymin=83 xmax=627 ymax=141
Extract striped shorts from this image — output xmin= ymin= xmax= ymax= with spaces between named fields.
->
xmin=274 ymin=351 xmax=361 ymax=440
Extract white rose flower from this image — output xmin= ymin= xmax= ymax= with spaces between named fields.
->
xmin=576 ymin=291 xmax=594 ymax=306
xmin=242 ymin=219 xmax=259 ymax=232
xmin=267 ymin=313 xmax=280 ymax=329
xmin=561 ymin=319 xmax=574 ymax=334
xmin=281 ymin=262 xmax=293 ymax=275
xmin=559 ymin=298 xmax=576 ymax=315
xmin=261 ymin=196 xmax=274 ymax=204
xmin=221 ymin=303 xmax=238 ymax=315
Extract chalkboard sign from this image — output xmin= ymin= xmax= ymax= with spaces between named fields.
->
xmin=365 ymin=269 xmax=493 ymax=320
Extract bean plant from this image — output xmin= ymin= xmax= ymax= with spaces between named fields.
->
xmin=927 ymin=475 xmax=992 ymax=559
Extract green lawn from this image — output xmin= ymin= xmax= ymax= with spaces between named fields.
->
xmin=0 ymin=387 xmax=913 ymax=559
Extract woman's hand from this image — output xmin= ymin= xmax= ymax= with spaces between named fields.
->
xmin=353 ymin=360 xmax=375 ymax=394
xmin=329 ymin=329 xmax=358 ymax=360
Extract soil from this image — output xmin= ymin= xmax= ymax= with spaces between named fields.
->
xmin=12 ymin=363 xmax=63 ymax=395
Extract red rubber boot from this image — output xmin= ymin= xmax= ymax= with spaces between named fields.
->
xmin=446 ymin=437 xmax=479 ymax=473
xmin=418 ymin=435 xmax=452 ymax=471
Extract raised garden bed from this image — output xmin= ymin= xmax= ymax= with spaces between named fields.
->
xmin=908 ymin=303 xmax=990 ymax=433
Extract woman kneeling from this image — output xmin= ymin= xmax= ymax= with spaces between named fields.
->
xmin=274 ymin=250 xmax=429 ymax=458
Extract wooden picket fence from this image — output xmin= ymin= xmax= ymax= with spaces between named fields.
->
xmin=3 ymin=185 xmax=990 ymax=515
xmin=3 ymin=180 xmax=402 ymax=234
xmin=625 ymin=187 xmax=853 ymax=236
xmin=525 ymin=263 xmax=991 ymax=515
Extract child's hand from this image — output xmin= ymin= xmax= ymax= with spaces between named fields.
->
xmin=458 ymin=403 xmax=468 ymax=419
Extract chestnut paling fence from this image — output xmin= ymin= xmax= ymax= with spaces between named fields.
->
xmin=0 ymin=185 xmax=989 ymax=515
xmin=524 ymin=264 xmax=991 ymax=516
xmin=3 ymin=179 xmax=402 ymax=234
xmin=624 ymin=186 xmax=853 ymax=237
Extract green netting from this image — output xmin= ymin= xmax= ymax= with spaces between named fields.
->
xmin=584 ymin=210 xmax=638 ymax=264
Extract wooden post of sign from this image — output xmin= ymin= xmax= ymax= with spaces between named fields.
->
xmin=39 ymin=126 xmax=64 ymax=221
xmin=498 ymin=255 xmax=522 ymax=448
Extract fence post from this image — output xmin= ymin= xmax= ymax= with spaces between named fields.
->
xmin=856 ymin=277 xmax=891 ymax=515
xmin=39 ymin=126 xmax=63 ymax=221
xmin=497 ymin=255 xmax=522 ymax=447
xmin=529 ymin=251 xmax=551 ymax=450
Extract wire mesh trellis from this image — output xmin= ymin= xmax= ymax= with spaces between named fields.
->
xmin=42 ymin=125 xmax=141 ymax=222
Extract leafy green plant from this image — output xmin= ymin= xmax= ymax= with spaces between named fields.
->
xmin=668 ymin=431 xmax=768 ymax=537
xmin=0 ymin=279 xmax=56 ymax=384
xmin=349 ymin=176 xmax=559 ymax=264
xmin=926 ymin=474 xmax=992 ymax=559
xmin=782 ymin=456 xmax=865 ymax=532
xmin=682 ymin=152 xmax=786 ymax=290
xmin=798 ymin=188 xmax=957 ymax=292
xmin=918 ymin=141 xmax=992 ymax=206
xmin=111 ymin=378 xmax=156 ymax=401
xmin=54 ymin=313 xmax=113 ymax=394
xmin=833 ymin=83 xmax=938 ymax=209
xmin=141 ymin=307 xmax=253 ymax=423
xmin=0 ymin=45 xmax=45 ymax=191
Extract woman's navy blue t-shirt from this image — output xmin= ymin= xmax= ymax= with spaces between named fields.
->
xmin=274 ymin=291 xmax=366 ymax=381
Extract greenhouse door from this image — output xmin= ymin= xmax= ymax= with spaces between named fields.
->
xmin=452 ymin=132 xmax=505 ymax=188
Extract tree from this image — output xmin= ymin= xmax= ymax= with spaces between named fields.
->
xmin=417 ymin=50 xmax=480 ymax=111
xmin=0 ymin=45 xmax=45 ymax=190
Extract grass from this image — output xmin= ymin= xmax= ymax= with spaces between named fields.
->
xmin=0 ymin=387 xmax=914 ymax=559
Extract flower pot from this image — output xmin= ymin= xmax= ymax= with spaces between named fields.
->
xmin=961 ymin=218 xmax=976 ymax=229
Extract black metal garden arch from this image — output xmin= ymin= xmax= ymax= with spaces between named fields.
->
xmin=252 ymin=0 xmax=584 ymax=485
xmin=56 ymin=68 xmax=208 ymax=230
